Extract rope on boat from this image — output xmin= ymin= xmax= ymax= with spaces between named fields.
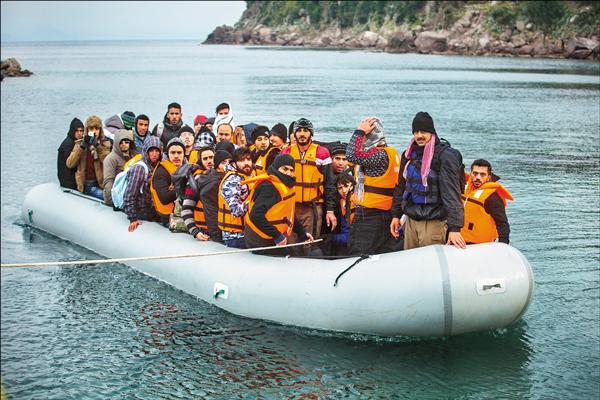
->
xmin=333 ymin=254 xmax=369 ymax=287
xmin=0 ymin=239 xmax=323 ymax=269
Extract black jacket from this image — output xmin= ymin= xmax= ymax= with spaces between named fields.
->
xmin=152 ymin=116 xmax=192 ymax=149
xmin=391 ymin=137 xmax=465 ymax=232
xmin=198 ymin=169 xmax=226 ymax=243
xmin=57 ymin=118 xmax=83 ymax=189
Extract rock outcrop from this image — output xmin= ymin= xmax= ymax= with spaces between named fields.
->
xmin=204 ymin=2 xmax=600 ymax=61
xmin=1 ymin=58 xmax=33 ymax=79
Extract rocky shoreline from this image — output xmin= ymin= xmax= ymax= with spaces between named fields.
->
xmin=205 ymin=8 xmax=599 ymax=60
xmin=1 ymin=58 xmax=33 ymax=80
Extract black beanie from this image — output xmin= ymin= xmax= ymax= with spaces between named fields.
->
xmin=214 ymin=150 xmax=231 ymax=167
xmin=179 ymin=125 xmax=194 ymax=135
xmin=330 ymin=143 xmax=347 ymax=156
xmin=215 ymin=140 xmax=235 ymax=157
xmin=270 ymin=123 xmax=287 ymax=142
xmin=412 ymin=112 xmax=436 ymax=134
xmin=270 ymin=154 xmax=295 ymax=170
xmin=251 ymin=125 xmax=270 ymax=143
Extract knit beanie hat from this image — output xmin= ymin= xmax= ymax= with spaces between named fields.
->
xmin=270 ymin=123 xmax=287 ymax=142
xmin=270 ymin=154 xmax=295 ymax=170
xmin=215 ymin=140 xmax=235 ymax=157
xmin=214 ymin=150 xmax=232 ymax=167
xmin=167 ymin=137 xmax=185 ymax=152
xmin=293 ymin=118 xmax=314 ymax=135
xmin=179 ymin=125 xmax=195 ymax=135
xmin=330 ymin=143 xmax=347 ymax=156
xmin=412 ymin=112 xmax=436 ymax=134
xmin=251 ymin=125 xmax=270 ymax=143
xmin=205 ymin=117 xmax=215 ymax=126
xmin=194 ymin=115 xmax=208 ymax=125
xmin=121 ymin=111 xmax=136 ymax=130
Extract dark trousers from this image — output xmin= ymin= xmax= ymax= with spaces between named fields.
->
xmin=348 ymin=207 xmax=403 ymax=256
xmin=243 ymin=227 xmax=289 ymax=256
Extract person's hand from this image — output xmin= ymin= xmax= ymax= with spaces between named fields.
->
xmin=85 ymin=132 xmax=95 ymax=145
xmin=128 ymin=220 xmax=141 ymax=232
xmin=357 ymin=117 xmax=377 ymax=135
xmin=447 ymin=232 xmax=466 ymax=249
xmin=275 ymin=236 xmax=287 ymax=246
xmin=195 ymin=232 xmax=209 ymax=241
xmin=390 ymin=217 xmax=400 ymax=238
xmin=325 ymin=212 xmax=337 ymax=230
xmin=304 ymin=233 xmax=314 ymax=243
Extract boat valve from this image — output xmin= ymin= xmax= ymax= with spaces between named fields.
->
xmin=213 ymin=282 xmax=229 ymax=299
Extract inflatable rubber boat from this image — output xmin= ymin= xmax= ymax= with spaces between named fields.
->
xmin=21 ymin=183 xmax=534 ymax=337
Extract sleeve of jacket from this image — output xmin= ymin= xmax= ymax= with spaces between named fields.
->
xmin=265 ymin=147 xmax=280 ymax=170
xmin=390 ymin=155 xmax=408 ymax=218
xmin=103 ymin=155 xmax=117 ymax=205
xmin=123 ymin=165 xmax=145 ymax=222
xmin=98 ymin=140 xmax=111 ymax=162
xmin=484 ymin=193 xmax=510 ymax=244
xmin=65 ymin=141 xmax=84 ymax=169
xmin=346 ymin=130 xmax=389 ymax=177
xmin=439 ymin=149 xmax=464 ymax=232
xmin=153 ymin=166 xmax=177 ymax=206
xmin=323 ymin=166 xmax=337 ymax=213
xmin=181 ymin=185 xmax=200 ymax=237
xmin=249 ymin=182 xmax=282 ymax=240
xmin=292 ymin=215 xmax=308 ymax=241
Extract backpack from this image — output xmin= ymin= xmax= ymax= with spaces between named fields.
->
xmin=111 ymin=160 xmax=149 ymax=209
xmin=171 ymin=163 xmax=199 ymax=198
xmin=430 ymin=139 xmax=466 ymax=190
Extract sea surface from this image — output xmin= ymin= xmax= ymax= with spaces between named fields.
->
xmin=1 ymin=40 xmax=599 ymax=399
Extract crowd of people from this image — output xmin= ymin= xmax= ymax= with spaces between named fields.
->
xmin=57 ymin=101 xmax=513 ymax=257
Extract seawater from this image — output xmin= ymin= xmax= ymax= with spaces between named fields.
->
xmin=1 ymin=40 xmax=599 ymax=399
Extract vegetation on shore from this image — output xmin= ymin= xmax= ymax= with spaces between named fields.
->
xmin=243 ymin=1 xmax=598 ymax=40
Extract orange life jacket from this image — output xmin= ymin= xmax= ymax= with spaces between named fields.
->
xmin=192 ymin=169 xmax=207 ymax=230
xmin=150 ymin=160 xmax=178 ymax=216
xmin=253 ymin=146 xmax=278 ymax=173
xmin=289 ymin=143 xmax=324 ymax=204
xmin=188 ymin=149 xmax=199 ymax=165
xmin=340 ymin=197 xmax=355 ymax=224
xmin=242 ymin=174 xmax=296 ymax=240
xmin=217 ymin=170 xmax=250 ymax=233
xmin=460 ymin=177 xmax=513 ymax=243
xmin=352 ymin=146 xmax=400 ymax=211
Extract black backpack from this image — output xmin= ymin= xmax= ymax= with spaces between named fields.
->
xmin=430 ymin=138 xmax=466 ymax=190
xmin=171 ymin=164 xmax=200 ymax=198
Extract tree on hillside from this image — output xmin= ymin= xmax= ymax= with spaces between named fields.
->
xmin=523 ymin=1 xmax=568 ymax=45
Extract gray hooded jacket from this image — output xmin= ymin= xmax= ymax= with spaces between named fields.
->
xmin=103 ymin=129 xmax=135 ymax=205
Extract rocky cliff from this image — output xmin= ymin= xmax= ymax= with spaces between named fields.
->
xmin=204 ymin=1 xmax=599 ymax=60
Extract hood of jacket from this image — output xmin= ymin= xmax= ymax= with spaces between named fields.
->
xmin=111 ymin=129 xmax=134 ymax=159
xmin=67 ymin=118 xmax=84 ymax=140
xmin=104 ymin=114 xmax=125 ymax=130
xmin=142 ymin=135 xmax=162 ymax=168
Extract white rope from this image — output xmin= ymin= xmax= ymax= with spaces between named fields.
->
xmin=0 ymin=239 xmax=323 ymax=268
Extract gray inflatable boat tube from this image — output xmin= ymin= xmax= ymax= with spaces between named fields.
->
xmin=22 ymin=183 xmax=534 ymax=337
